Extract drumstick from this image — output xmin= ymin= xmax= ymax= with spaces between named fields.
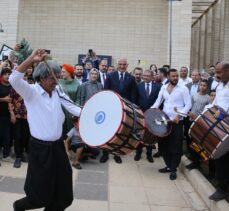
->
xmin=153 ymin=118 xmax=172 ymax=125
xmin=174 ymin=107 xmax=188 ymax=117
xmin=43 ymin=56 xmax=83 ymax=108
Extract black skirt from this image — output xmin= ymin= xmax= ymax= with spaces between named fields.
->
xmin=24 ymin=137 xmax=73 ymax=209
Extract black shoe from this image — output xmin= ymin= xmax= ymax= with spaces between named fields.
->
xmin=147 ymin=156 xmax=154 ymax=163
xmin=100 ymin=155 xmax=109 ymax=163
xmin=185 ymin=162 xmax=199 ymax=170
xmin=209 ymin=189 xmax=228 ymax=201
xmin=72 ymin=163 xmax=82 ymax=170
xmin=21 ymin=154 xmax=28 ymax=163
xmin=114 ymin=155 xmax=122 ymax=164
xmin=134 ymin=154 xmax=141 ymax=161
xmin=169 ymin=172 xmax=177 ymax=180
xmin=14 ymin=158 xmax=21 ymax=168
xmin=13 ymin=201 xmax=24 ymax=211
xmin=153 ymin=152 xmax=161 ymax=158
xmin=158 ymin=167 xmax=171 ymax=173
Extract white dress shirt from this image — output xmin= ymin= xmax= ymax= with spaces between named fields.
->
xmin=9 ymin=70 xmax=81 ymax=141
xmin=152 ymin=83 xmax=191 ymax=120
xmin=213 ymin=82 xmax=229 ymax=113
xmin=99 ymin=71 xmax=106 ymax=86
xmin=118 ymin=71 xmax=126 ymax=79
xmin=211 ymin=78 xmax=220 ymax=90
xmin=178 ymin=77 xmax=192 ymax=86
xmin=190 ymin=83 xmax=199 ymax=97
xmin=161 ymin=78 xmax=168 ymax=86
xmin=76 ymin=77 xmax=83 ymax=85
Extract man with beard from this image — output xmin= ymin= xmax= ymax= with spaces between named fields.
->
xmin=152 ymin=69 xmax=191 ymax=180
xmin=74 ymin=64 xmax=88 ymax=85
xmin=97 ymin=59 xmax=108 ymax=87
xmin=209 ymin=61 xmax=229 ymax=201
xmin=178 ymin=66 xmax=192 ymax=86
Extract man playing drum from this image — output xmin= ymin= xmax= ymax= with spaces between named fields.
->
xmin=152 ymin=68 xmax=191 ymax=180
xmin=9 ymin=49 xmax=81 ymax=211
xmin=209 ymin=61 xmax=229 ymax=201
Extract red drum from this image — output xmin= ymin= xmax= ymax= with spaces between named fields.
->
xmin=189 ymin=106 xmax=229 ymax=160
xmin=79 ymin=91 xmax=145 ymax=155
xmin=142 ymin=108 xmax=172 ymax=145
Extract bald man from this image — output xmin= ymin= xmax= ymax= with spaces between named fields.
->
xmin=209 ymin=62 xmax=229 ymax=201
xmin=100 ymin=58 xmax=137 ymax=164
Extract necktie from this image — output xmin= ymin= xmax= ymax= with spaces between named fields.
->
xmin=120 ymin=73 xmax=124 ymax=90
xmin=102 ymin=73 xmax=106 ymax=86
xmin=146 ymin=83 xmax=150 ymax=97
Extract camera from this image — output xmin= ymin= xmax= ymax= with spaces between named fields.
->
xmin=44 ymin=49 xmax=51 ymax=54
xmin=88 ymin=49 xmax=93 ymax=56
xmin=2 ymin=55 xmax=8 ymax=61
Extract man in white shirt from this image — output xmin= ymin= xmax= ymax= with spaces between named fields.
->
xmin=152 ymin=68 xmax=191 ymax=180
xmin=186 ymin=71 xmax=201 ymax=97
xmin=209 ymin=61 xmax=229 ymax=201
xmin=9 ymin=49 xmax=81 ymax=211
xmin=158 ymin=67 xmax=168 ymax=85
xmin=178 ymin=66 xmax=192 ymax=86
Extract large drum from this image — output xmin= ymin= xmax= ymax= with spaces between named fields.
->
xmin=189 ymin=106 xmax=229 ymax=160
xmin=143 ymin=108 xmax=172 ymax=145
xmin=79 ymin=91 xmax=145 ymax=155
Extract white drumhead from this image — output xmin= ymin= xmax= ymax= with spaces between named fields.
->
xmin=79 ymin=91 xmax=123 ymax=146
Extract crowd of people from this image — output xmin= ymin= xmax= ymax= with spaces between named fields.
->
xmin=0 ymin=46 xmax=228 ymax=210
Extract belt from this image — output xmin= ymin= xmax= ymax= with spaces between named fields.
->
xmin=31 ymin=136 xmax=62 ymax=145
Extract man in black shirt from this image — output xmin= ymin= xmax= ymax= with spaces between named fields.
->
xmin=0 ymin=68 xmax=12 ymax=164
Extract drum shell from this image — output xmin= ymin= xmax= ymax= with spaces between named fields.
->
xmin=189 ymin=106 xmax=229 ymax=159
xmin=100 ymin=98 xmax=145 ymax=155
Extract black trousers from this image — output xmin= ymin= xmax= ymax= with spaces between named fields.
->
xmin=15 ymin=137 xmax=73 ymax=210
xmin=13 ymin=118 xmax=30 ymax=158
xmin=159 ymin=122 xmax=183 ymax=171
xmin=135 ymin=143 xmax=153 ymax=156
xmin=0 ymin=116 xmax=11 ymax=157
xmin=215 ymin=152 xmax=229 ymax=191
xmin=184 ymin=119 xmax=200 ymax=164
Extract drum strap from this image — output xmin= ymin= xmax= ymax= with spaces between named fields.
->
xmin=106 ymin=133 xmax=137 ymax=155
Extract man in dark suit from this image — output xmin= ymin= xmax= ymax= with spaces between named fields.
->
xmin=97 ymin=59 xmax=108 ymax=87
xmin=135 ymin=69 xmax=162 ymax=162
xmin=74 ymin=64 xmax=88 ymax=85
xmin=104 ymin=58 xmax=137 ymax=103
xmin=100 ymin=58 xmax=137 ymax=164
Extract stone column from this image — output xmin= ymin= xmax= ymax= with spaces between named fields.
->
xmin=223 ymin=0 xmax=229 ymax=60
xmin=168 ymin=0 xmax=192 ymax=69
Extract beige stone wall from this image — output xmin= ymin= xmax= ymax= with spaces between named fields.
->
xmin=0 ymin=0 xmax=19 ymax=48
xmin=169 ymin=0 xmax=192 ymax=70
xmin=17 ymin=0 xmax=169 ymax=70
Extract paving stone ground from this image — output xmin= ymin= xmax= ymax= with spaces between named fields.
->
xmin=0 ymin=151 xmax=209 ymax=211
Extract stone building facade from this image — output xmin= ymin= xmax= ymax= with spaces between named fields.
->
xmin=191 ymin=0 xmax=229 ymax=71
xmin=0 ymin=0 xmax=192 ymax=70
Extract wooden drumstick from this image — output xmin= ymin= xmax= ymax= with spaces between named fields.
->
xmin=174 ymin=107 xmax=188 ymax=117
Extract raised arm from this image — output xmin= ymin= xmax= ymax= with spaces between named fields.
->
xmin=9 ymin=49 xmax=47 ymax=101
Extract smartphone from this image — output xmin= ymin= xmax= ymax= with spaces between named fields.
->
xmin=2 ymin=55 xmax=8 ymax=61
xmin=88 ymin=49 xmax=93 ymax=55
xmin=44 ymin=49 xmax=51 ymax=54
